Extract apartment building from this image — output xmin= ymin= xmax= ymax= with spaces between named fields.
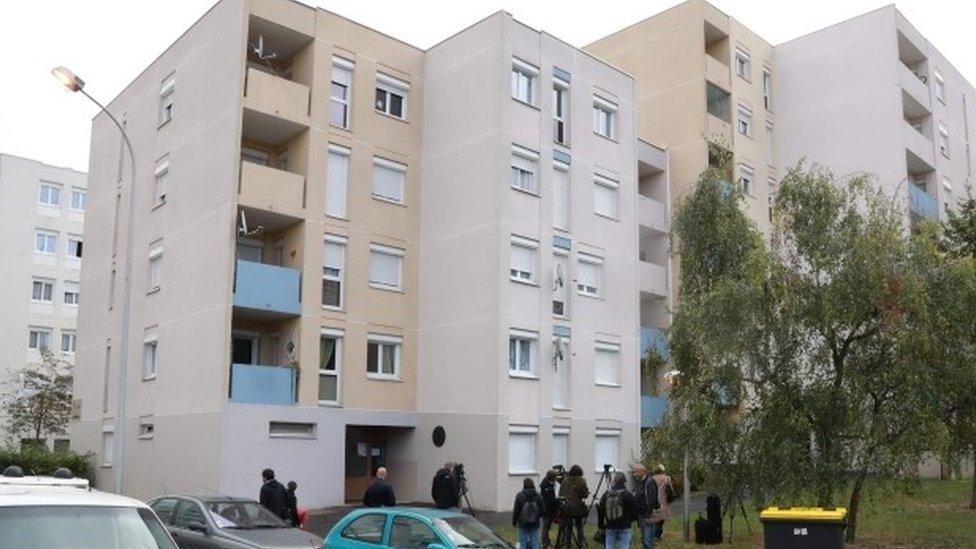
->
xmin=0 ymin=154 xmax=86 ymax=448
xmin=775 ymin=5 xmax=976 ymax=224
xmin=71 ymin=0 xmax=666 ymax=510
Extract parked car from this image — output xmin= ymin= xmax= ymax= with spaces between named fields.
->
xmin=147 ymin=495 xmax=322 ymax=549
xmin=323 ymin=507 xmax=511 ymax=549
xmin=0 ymin=465 xmax=178 ymax=549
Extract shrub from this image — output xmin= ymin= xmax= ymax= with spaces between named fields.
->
xmin=0 ymin=445 xmax=94 ymax=481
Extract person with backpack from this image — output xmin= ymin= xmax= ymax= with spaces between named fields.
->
xmin=513 ymin=478 xmax=547 ymax=549
xmin=649 ymin=464 xmax=675 ymax=540
xmin=597 ymin=472 xmax=637 ymax=549
xmin=631 ymin=464 xmax=659 ymax=549
xmin=558 ymin=465 xmax=590 ymax=549
xmin=539 ymin=470 xmax=559 ymax=548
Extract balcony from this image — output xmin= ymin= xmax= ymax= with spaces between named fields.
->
xmin=908 ymin=184 xmax=939 ymax=221
xmin=233 ymin=259 xmax=301 ymax=318
xmin=705 ymin=54 xmax=730 ymax=90
xmin=239 ymin=161 xmax=305 ymax=219
xmin=245 ymin=67 xmax=310 ymax=126
xmin=641 ymin=326 xmax=670 ymax=361
xmin=638 ymin=195 xmax=667 ymax=233
xmin=903 ymin=122 xmax=935 ymax=170
xmin=899 ymin=63 xmax=931 ymax=112
xmin=641 ymin=395 xmax=668 ymax=428
xmin=229 ymin=363 xmax=297 ymax=405
xmin=639 ymin=261 xmax=669 ymax=298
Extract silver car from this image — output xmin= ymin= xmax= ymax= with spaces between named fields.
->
xmin=148 ymin=495 xmax=321 ymax=549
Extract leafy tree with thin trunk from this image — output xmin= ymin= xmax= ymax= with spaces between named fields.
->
xmin=2 ymin=350 xmax=74 ymax=446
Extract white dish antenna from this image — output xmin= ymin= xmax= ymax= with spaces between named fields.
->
xmin=238 ymin=210 xmax=264 ymax=237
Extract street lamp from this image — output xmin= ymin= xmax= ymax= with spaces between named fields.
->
xmin=52 ymin=66 xmax=136 ymax=495
xmin=664 ymin=369 xmax=691 ymax=543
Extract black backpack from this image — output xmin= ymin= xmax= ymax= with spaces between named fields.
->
xmin=664 ymin=480 xmax=677 ymax=504
xmin=520 ymin=496 xmax=541 ymax=524
xmin=604 ymin=489 xmax=625 ymax=522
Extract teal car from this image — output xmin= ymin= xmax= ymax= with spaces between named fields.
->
xmin=323 ymin=508 xmax=511 ymax=549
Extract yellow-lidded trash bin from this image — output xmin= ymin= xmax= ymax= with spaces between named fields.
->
xmin=759 ymin=507 xmax=847 ymax=549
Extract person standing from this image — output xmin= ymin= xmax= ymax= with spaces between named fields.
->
xmin=649 ymin=464 xmax=674 ymax=540
xmin=558 ymin=465 xmax=590 ymax=549
xmin=539 ymin=470 xmax=559 ymax=548
xmin=431 ymin=463 xmax=460 ymax=509
xmin=513 ymin=478 xmax=546 ymax=549
xmin=597 ymin=472 xmax=637 ymax=549
xmin=284 ymin=480 xmax=300 ymax=527
xmin=363 ymin=467 xmax=397 ymax=508
xmin=631 ymin=464 xmax=658 ymax=549
xmin=258 ymin=468 xmax=289 ymax=521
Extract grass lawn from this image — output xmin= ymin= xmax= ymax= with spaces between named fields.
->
xmin=492 ymin=480 xmax=975 ymax=548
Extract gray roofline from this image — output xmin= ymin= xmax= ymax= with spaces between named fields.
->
xmin=774 ymin=4 xmax=895 ymax=47
xmin=0 ymin=152 xmax=88 ymax=175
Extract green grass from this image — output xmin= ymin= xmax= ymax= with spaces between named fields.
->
xmin=492 ymin=480 xmax=976 ymax=548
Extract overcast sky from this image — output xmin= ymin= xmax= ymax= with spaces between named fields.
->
xmin=2 ymin=0 xmax=973 ymax=172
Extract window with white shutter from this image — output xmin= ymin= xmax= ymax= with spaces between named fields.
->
xmin=553 ymin=163 xmax=570 ymax=229
xmin=326 ymin=145 xmax=349 ymax=218
xmin=510 ymin=236 xmax=538 ymax=283
xmin=594 ymin=429 xmax=619 ymax=472
xmin=509 ymin=329 xmax=537 ymax=376
xmin=330 ymin=58 xmax=354 ymax=128
xmin=369 ymin=244 xmax=404 ymax=291
xmin=593 ymin=175 xmax=618 ymax=219
xmin=552 ymin=428 xmax=570 ymax=468
xmin=372 ymin=158 xmax=406 ymax=204
xmin=577 ymin=254 xmax=602 ymax=297
xmin=323 ymin=236 xmax=346 ymax=308
xmin=511 ymin=145 xmax=539 ymax=194
xmin=508 ymin=427 xmax=538 ymax=474
xmin=594 ymin=342 xmax=620 ymax=386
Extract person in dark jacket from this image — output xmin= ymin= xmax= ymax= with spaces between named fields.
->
xmin=597 ymin=473 xmax=637 ymax=549
xmin=539 ymin=470 xmax=559 ymax=548
xmin=363 ymin=467 xmax=397 ymax=507
xmin=631 ymin=464 xmax=657 ymax=549
xmin=431 ymin=462 xmax=460 ymax=509
xmin=258 ymin=468 xmax=289 ymax=521
xmin=513 ymin=478 xmax=546 ymax=549
xmin=284 ymin=480 xmax=300 ymax=527
xmin=557 ymin=465 xmax=590 ymax=549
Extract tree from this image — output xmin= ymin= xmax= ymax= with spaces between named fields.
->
xmin=2 ymin=350 xmax=74 ymax=446
xmin=660 ymin=162 xmax=956 ymax=542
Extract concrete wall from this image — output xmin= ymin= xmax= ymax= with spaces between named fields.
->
xmin=0 ymin=154 xmax=86 ymax=447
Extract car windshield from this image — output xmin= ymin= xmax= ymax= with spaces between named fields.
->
xmin=204 ymin=500 xmax=287 ymax=529
xmin=434 ymin=516 xmax=510 ymax=548
xmin=0 ymin=505 xmax=177 ymax=549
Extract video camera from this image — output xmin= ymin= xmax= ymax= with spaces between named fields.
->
xmin=552 ymin=464 xmax=567 ymax=482
xmin=453 ymin=462 xmax=468 ymax=495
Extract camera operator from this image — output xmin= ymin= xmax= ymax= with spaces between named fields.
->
xmin=558 ymin=465 xmax=590 ymax=549
xmin=539 ymin=468 xmax=562 ymax=548
xmin=431 ymin=462 xmax=461 ymax=509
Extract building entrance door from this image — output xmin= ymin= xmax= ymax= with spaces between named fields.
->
xmin=345 ymin=427 xmax=387 ymax=502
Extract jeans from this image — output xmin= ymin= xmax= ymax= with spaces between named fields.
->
xmin=637 ymin=519 xmax=656 ymax=549
xmin=604 ymin=528 xmax=632 ymax=549
xmin=519 ymin=526 xmax=541 ymax=549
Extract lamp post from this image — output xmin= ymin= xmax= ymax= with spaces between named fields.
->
xmin=664 ymin=369 xmax=691 ymax=542
xmin=52 ymin=66 xmax=136 ymax=495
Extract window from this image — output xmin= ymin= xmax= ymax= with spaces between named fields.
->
xmin=67 ymin=236 xmax=83 ymax=259
xmin=32 ymin=278 xmax=54 ymax=302
xmin=331 ymin=58 xmax=354 ymax=128
xmin=367 ymin=334 xmax=401 ymax=378
xmin=148 ymin=244 xmax=163 ymax=292
xmin=269 ymin=421 xmax=317 ymax=438
xmin=70 ymin=188 xmax=86 ymax=212
xmin=939 ymin=123 xmax=950 ymax=157
xmin=241 ymin=147 xmax=269 ymax=165
xmin=594 ymin=429 xmax=620 ymax=472
xmin=593 ymin=174 xmax=618 ymax=219
xmin=323 ymin=236 xmax=346 ymax=309
xmin=737 ymin=105 xmax=753 ymax=137
xmin=101 ymin=427 xmax=114 ymax=467
xmin=738 ymin=164 xmax=755 ymax=195
xmin=139 ymin=422 xmax=154 ymax=440
xmin=510 ymin=145 xmax=539 ymax=194
xmin=508 ymin=329 xmax=537 ymax=375
xmin=326 ymin=145 xmax=350 ymax=218
xmin=553 ymin=79 xmax=570 ymax=144
xmin=28 ymin=327 xmax=52 ymax=351
xmin=592 ymin=96 xmax=617 ymax=139
xmin=342 ymin=514 xmax=387 ymax=544
xmin=511 ymin=58 xmax=538 ymax=105
xmin=594 ymin=342 xmax=620 ymax=386
xmin=734 ymin=48 xmax=751 ymax=80
xmin=552 ymin=428 xmax=569 ymax=467
xmin=508 ymin=426 xmax=538 ymax=474
xmin=768 ymin=181 xmax=776 ymax=223
xmin=934 ymin=70 xmax=946 ymax=104
xmin=372 ymin=157 xmax=406 ymax=204
xmin=552 ymin=251 xmax=569 ymax=317
xmin=368 ymin=244 xmax=404 ymax=291
xmin=553 ymin=162 xmax=570 ymax=229
xmin=762 ymin=68 xmax=772 ymax=110
xmin=319 ymin=329 xmax=342 ymax=404
xmin=577 ymin=254 xmax=602 ymax=297
xmin=153 ymin=158 xmax=169 ymax=206
xmin=390 ymin=516 xmax=440 ymax=549
xmin=143 ymin=337 xmax=158 ymax=380
xmin=64 ymin=281 xmax=79 ymax=305
xmin=510 ymin=236 xmax=538 ymax=283
xmin=61 ymin=331 xmax=77 ymax=354
xmin=375 ymin=73 xmax=408 ymax=119
xmin=53 ymin=439 xmax=70 ymax=452
xmin=159 ymin=74 xmax=175 ymax=125
xmin=34 ymin=230 xmax=58 ymax=254
xmin=38 ymin=183 xmax=62 ymax=207
xmin=173 ymin=500 xmax=207 ymax=528
xmin=765 ymin=123 xmax=774 ymax=166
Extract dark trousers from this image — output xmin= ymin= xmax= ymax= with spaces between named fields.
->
xmin=655 ymin=520 xmax=664 ymax=540
xmin=541 ymin=515 xmax=554 ymax=547
xmin=571 ymin=517 xmax=586 ymax=548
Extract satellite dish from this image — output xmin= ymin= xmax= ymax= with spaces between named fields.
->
xmin=251 ymin=35 xmax=277 ymax=61
xmin=238 ymin=210 xmax=264 ymax=238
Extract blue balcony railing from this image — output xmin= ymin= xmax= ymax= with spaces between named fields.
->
xmin=908 ymin=184 xmax=939 ymax=220
xmin=640 ymin=327 xmax=670 ymax=361
xmin=229 ymin=363 xmax=297 ymax=405
xmin=233 ymin=260 xmax=300 ymax=316
xmin=641 ymin=395 xmax=668 ymax=428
